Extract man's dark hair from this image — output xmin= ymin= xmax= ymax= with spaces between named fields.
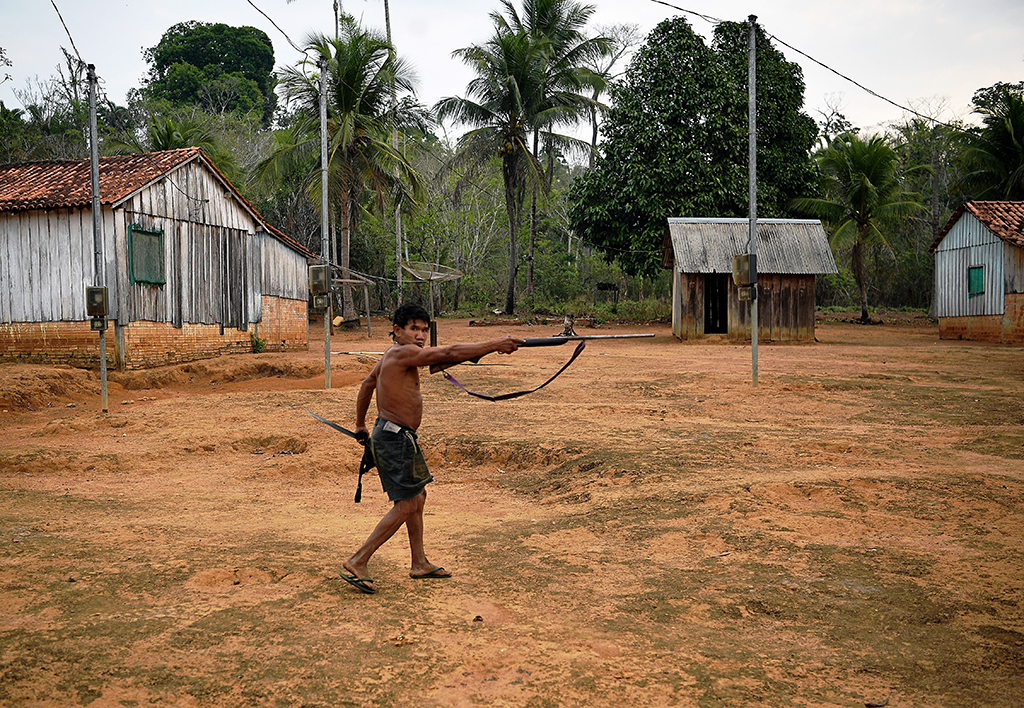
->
xmin=392 ymin=303 xmax=430 ymax=329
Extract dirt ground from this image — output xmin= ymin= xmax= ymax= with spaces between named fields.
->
xmin=0 ymin=313 xmax=1022 ymax=708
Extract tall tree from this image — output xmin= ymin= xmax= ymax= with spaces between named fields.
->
xmin=142 ymin=22 xmax=276 ymax=122
xmin=958 ymin=83 xmax=1024 ymax=200
xmin=569 ymin=17 xmax=817 ymax=276
xmin=791 ymin=133 xmax=927 ymax=323
xmin=262 ymin=20 xmax=423 ymax=319
xmin=436 ymin=29 xmax=546 ymax=314
xmin=494 ymin=0 xmax=609 ymax=298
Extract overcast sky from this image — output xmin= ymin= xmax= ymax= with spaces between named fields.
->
xmin=2 ymin=0 xmax=1022 ymax=137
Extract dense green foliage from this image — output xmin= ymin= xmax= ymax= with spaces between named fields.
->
xmin=568 ymin=17 xmax=817 ymax=277
xmin=142 ymin=22 xmax=276 ymax=122
xmin=958 ymin=83 xmax=1024 ymax=200
xmin=791 ymin=133 xmax=928 ymax=322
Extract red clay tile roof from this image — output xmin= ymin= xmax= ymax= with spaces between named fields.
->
xmin=0 ymin=148 xmax=202 ymax=212
xmin=0 ymin=148 xmax=315 ymax=259
xmin=931 ymin=201 xmax=1024 ymax=252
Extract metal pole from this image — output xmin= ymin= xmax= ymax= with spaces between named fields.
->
xmin=320 ymin=56 xmax=332 ymax=389
xmin=747 ymin=16 xmax=758 ymax=387
xmin=88 ymin=64 xmax=108 ymax=412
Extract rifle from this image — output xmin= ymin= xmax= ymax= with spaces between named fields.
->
xmin=429 ymin=333 xmax=654 ymax=374
xmin=430 ymin=333 xmax=655 ymax=401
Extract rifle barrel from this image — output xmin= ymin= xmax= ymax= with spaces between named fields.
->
xmin=521 ymin=333 xmax=655 ymax=347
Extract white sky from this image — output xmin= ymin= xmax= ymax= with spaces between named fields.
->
xmin=2 ymin=0 xmax=1022 ymax=137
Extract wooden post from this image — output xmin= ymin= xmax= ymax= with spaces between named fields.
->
xmin=320 ymin=56 xmax=331 ymax=389
xmin=747 ymin=17 xmax=759 ymax=386
xmin=88 ymin=64 xmax=108 ymax=411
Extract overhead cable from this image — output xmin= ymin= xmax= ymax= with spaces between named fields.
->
xmin=649 ymin=0 xmax=965 ymax=132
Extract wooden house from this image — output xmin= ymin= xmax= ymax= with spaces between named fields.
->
xmin=0 ymin=148 xmax=314 ymax=369
xmin=662 ymin=218 xmax=838 ymax=341
xmin=930 ymin=201 xmax=1024 ymax=343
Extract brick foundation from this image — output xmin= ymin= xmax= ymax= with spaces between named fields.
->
xmin=939 ymin=294 xmax=1024 ymax=344
xmin=0 ymin=296 xmax=308 ymax=369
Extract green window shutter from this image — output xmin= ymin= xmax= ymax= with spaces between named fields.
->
xmin=129 ymin=224 xmax=166 ymax=285
xmin=968 ymin=265 xmax=984 ymax=297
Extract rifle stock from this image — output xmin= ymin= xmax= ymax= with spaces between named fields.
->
xmin=428 ymin=333 xmax=653 ymax=374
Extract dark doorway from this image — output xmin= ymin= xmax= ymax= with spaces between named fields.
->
xmin=704 ymin=274 xmax=729 ymax=334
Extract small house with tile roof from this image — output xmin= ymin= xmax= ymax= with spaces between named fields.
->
xmin=662 ymin=218 xmax=838 ymax=341
xmin=0 ymin=148 xmax=314 ymax=368
xmin=930 ymin=201 xmax=1024 ymax=343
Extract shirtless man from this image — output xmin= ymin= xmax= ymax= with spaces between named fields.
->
xmin=340 ymin=303 xmax=523 ymax=594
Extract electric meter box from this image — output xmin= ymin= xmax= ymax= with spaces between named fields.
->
xmin=86 ymin=286 xmax=108 ymax=317
xmin=732 ymin=253 xmax=757 ymax=287
xmin=309 ymin=265 xmax=330 ymax=295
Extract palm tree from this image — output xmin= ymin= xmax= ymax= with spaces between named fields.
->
xmin=107 ymin=110 xmax=239 ymax=182
xmin=958 ymin=87 xmax=1024 ymax=200
xmin=436 ymin=30 xmax=546 ymax=315
xmin=791 ymin=133 xmax=927 ymax=323
xmin=262 ymin=21 xmax=423 ymax=318
xmin=494 ymin=0 xmax=609 ymax=297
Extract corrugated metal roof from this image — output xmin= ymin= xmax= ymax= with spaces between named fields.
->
xmin=0 ymin=148 xmax=315 ymax=259
xmin=664 ymin=218 xmax=838 ymax=274
xmin=931 ymin=201 xmax=1024 ymax=252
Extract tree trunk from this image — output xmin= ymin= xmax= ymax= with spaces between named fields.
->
xmin=527 ymin=129 xmax=540 ymax=300
xmin=503 ymin=157 xmax=518 ymax=316
xmin=853 ymin=240 xmax=869 ymax=322
xmin=340 ymin=190 xmax=356 ymax=320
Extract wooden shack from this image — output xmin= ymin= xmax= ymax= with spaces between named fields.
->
xmin=662 ymin=218 xmax=838 ymax=341
xmin=0 ymin=148 xmax=314 ymax=368
xmin=930 ymin=201 xmax=1024 ymax=343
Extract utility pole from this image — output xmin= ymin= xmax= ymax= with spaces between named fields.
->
xmin=87 ymin=64 xmax=108 ymax=411
xmin=384 ymin=0 xmax=403 ymax=305
xmin=747 ymin=16 xmax=759 ymax=387
xmin=320 ymin=56 xmax=332 ymax=389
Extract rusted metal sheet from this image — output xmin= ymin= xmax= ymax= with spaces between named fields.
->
xmin=664 ymin=218 xmax=838 ymax=275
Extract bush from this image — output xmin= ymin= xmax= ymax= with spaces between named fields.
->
xmin=250 ymin=332 xmax=266 ymax=353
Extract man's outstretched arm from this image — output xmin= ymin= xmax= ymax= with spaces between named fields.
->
xmin=389 ymin=336 xmax=523 ymax=370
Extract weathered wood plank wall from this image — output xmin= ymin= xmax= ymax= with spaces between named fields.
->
xmin=1 ymin=206 xmax=116 ymax=323
xmin=729 ymin=274 xmax=815 ymax=342
xmin=2 ymin=159 xmax=307 ymax=329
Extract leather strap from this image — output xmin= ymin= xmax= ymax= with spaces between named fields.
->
xmin=441 ymin=341 xmax=586 ymax=401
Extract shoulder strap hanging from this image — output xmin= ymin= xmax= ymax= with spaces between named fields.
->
xmin=441 ymin=340 xmax=586 ymax=401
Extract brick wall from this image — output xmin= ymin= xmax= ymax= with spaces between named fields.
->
xmin=0 ymin=296 xmax=308 ymax=369
xmin=1003 ymin=293 xmax=1024 ymax=344
xmin=258 ymin=295 xmax=308 ymax=352
xmin=939 ymin=294 xmax=1024 ymax=343
xmin=0 ymin=321 xmax=114 ymax=367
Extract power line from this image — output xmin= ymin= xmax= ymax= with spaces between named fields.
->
xmin=245 ymin=0 xmax=306 ymax=56
xmin=648 ymin=0 xmax=964 ymax=132
xmin=648 ymin=0 xmax=724 ymax=27
xmin=49 ymin=0 xmax=83 ymax=65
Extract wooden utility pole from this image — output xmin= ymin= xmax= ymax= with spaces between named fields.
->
xmin=747 ymin=16 xmax=759 ymax=387
xmin=384 ymin=0 xmax=403 ymax=305
xmin=87 ymin=64 xmax=108 ymax=411
xmin=320 ymin=56 xmax=332 ymax=389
